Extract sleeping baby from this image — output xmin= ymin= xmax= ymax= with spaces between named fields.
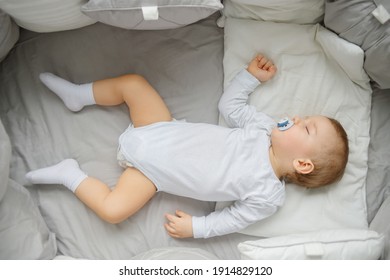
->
xmin=26 ymin=54 xmax=349 ymax=239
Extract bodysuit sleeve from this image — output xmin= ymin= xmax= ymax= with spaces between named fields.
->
xmin=218 ymin=69 xmax=261 ymax=128
xmin=191 ymin=199 xmax=279 ymax=239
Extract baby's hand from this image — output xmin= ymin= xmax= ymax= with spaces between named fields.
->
xmin=247 ymin=54 xmax=277 ymax=82
xmin=164 ymin=210 xmax=193 ymax=238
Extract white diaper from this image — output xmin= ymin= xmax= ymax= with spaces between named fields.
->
xmin=117 ymin=123 xmax=135 ymax=169
xmin=117 ymin=145 xmax=134 ymax=169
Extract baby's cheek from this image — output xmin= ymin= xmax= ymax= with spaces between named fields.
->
xmin=272 ymin=131 xmax=292 ymax=151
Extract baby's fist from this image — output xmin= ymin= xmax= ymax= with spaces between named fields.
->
xmin=247 ymin=54 xmax=277 ymax=82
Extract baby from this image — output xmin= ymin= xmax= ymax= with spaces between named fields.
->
xmin=26 ymin=55 xmax=349 ymax=239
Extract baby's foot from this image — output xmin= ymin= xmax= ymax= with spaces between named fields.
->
xmin=26 ymin=159 xmax=87 ymax=192
xmin=39 ymin=73 xmax=95 ymax=112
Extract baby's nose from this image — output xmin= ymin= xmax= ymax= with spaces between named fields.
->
xmin=292 ymin=116 xmax=301 ymax=124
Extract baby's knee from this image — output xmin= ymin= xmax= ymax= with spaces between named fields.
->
xmin=99 ymin=206 xmax=128 ymax=224
xmin=120 ymin=74 xmax=148 ymax=90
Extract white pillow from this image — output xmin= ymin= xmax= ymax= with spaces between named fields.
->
xmin=222 ymin=0 xmax=325 ymax=24
xmin=0 ymin=9 xmax=19 ymax=62
xmin=81 ymin=0 xmax=224 ymax=30
xmin=218 ymin=18 xmax=371 ymax=237
xmin=0 ymin=0 xmax=95 ymax=32
xmin=238 ymin=229 xmax=385 ymax=260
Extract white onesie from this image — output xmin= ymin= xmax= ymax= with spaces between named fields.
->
xmin=118 ymin=69 xmax=285 ymax=238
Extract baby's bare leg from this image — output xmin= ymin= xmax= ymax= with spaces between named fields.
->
xmin=27 ymin=160 xmax=156 ymax=223
xmin=93 ymin=74 xmax=172 ymax=127
xmin=75 ymin=167 xmax=156 ymax=223
xmin=39 ymin=72 xmax=171 ymax=127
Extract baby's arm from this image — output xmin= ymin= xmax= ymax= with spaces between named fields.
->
xmin=218 ymin=54 xmax=276 ymax=128
xmin=164 ymin=199 xmax=278 ymax=239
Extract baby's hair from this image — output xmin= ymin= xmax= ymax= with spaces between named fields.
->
xmin=285 ymin=117 xmax=349 ymax=188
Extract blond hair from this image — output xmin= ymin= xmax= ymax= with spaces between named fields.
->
xmin=285 ymin=117 xmax=349 ymax=188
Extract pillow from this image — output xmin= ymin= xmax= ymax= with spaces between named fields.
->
xmin=238 ymin=229 xmax=385 ymax=259
xmin=0 ymin=0 xmax=95 ymax=32
xmin=366 ymin=87 xmax=390 ymax=222
xmin=0 ymin=121 xmax=56 ymax=259
xmin=369 ymin=196 xmax=390 ymax=260
xmin=222 ymin=0 xmax=325 ymax=24
xmin=324 ymin=0 xmax=390 ymax=89
xmin=0 ymin=9 xmax=19 ymax=62
xmin=218 ymin=18 xmax=371 ymax=237
xmin=0 ymin=179 xmax=57 ymax=259
xmin=0 ymin=121 xmax=11 ymax=201
xmin=131 ymin=247 xmax=219 ymax=259
xmin=81 ymin=0 xmax=224 ymax=30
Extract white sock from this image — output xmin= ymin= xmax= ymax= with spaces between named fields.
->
xmin=26 ymin=159 xmax=88 ymax=193
xmin=39 ymin=72 xmax=95 ymax=112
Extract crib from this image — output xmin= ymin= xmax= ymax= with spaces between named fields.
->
xmin=0 ymin=0 xmax=389 ymax=260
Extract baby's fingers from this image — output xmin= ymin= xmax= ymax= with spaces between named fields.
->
xmin=175 ymin=209 xmax=189 ymax=218
xmin=164 ymin=222 xmax=175 ymax=232
xmin=165 ymin=213 xmax=178 ymax=223
xmin=256 ymin=55 xmax=269 ymax=68
xmin=268 ymin=65 xmax=277 ymax=75
xmin=262 ymin=59 xmax=274 ymax=70
xmin=164 ymin=223 xmax=180 ymax=238
xmin=164 ymin=214 xmax=178 ymax=230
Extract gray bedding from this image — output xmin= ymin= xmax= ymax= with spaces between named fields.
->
xmin=324 ymin=0 xmax=390 ymax=89
xmin=1 ymin=10 xmax=389 ymax=259
xmin=0 ymin=15 xmax=258 ymax=259
xmin=367 ymin=86 xmax=390 ymax=222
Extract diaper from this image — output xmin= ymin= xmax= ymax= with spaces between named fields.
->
xmin=117 ymin=145 xmax=134 ymax=169
xmin=117 ymin=123 xmax=135 ymax=169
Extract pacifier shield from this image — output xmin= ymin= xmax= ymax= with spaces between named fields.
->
xmin=277 ymin=117 xmax=294 ymax=131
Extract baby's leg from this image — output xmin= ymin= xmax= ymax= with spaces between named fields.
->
xmin=75 ymin=167 xmax=156 ymax=223
xmin=40 ymin=72 xmax=172 ymax=127
xmin=93 ymin=74 xmax=172 ymax=127
xmin=26 ymin=160 xmax=156 ymax=223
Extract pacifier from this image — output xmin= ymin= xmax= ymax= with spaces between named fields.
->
xmin=277 ymin=117 xmax=294 ymax=131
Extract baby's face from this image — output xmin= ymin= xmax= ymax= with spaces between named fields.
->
xmin=271 ymin=115 xmax=337 ymax=161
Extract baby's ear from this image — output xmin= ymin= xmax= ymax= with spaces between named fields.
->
xmin=293 ymin=159 xmax=314 ymax=174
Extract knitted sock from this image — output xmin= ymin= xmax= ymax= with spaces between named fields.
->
xmin=26 ymin=159 xmax=88 ymax=193
xmin=39 ymin=72 xmax=95 ymax=112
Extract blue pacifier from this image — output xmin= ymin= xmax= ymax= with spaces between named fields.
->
xmin=277 ymin=117 xmax=294 ymax=131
